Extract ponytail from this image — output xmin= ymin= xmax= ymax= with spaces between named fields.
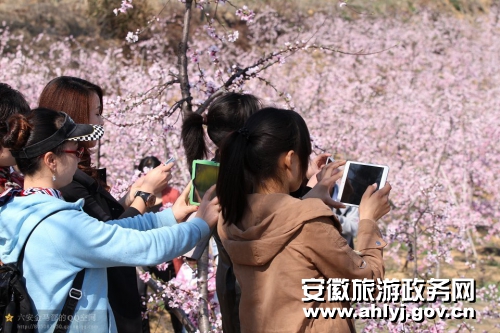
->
xmin=182 ymin=93 xmax=262 ymax=171
xmin=0 ymin=83 xmax=30 ymax=146
xmin=181 ymin=112 xmax=208 ymax=172
xmin=217 ymin=108 xmax=312 ymax=226
xmin=3 ymin=114 xmax=33 ymax=151
xmin=217 ymin=130 xmax=250 ymax=226
xmin=3 ymin=108 xmax=66 ymax=176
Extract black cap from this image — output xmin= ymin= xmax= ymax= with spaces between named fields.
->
xmin=10 ymin=112 xmax=104 ymax=159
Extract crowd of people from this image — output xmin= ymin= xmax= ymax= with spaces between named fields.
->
xmin=0 ymin=78 xmax=391 ymax=333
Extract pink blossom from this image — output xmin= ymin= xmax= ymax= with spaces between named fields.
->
xmin=113 ymin=0 xmax=133 ymax=16
xmin=139 ymin=271 xmax=151 ymax=283
xmin=156 ymin=262 xmax=169 ymax=271
xmin=188 ymin=49 xmax=201 ymax=63
xmin=235 ymin=6 xmax=255 ymax=22
xmin=125 ymin=31 xmax=138 ymax=43
xmin=204 ymin=24 xmax=218 ymax=39
xmin=207 ymin=45 xmax=219 ymax=61
xmin=227 ymin=31 xmax=239 ymax=43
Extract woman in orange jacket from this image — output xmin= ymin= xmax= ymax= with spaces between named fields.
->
xmin=216 ymin=107 xmax=392 ymax=333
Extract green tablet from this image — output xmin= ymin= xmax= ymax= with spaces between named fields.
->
xmin=189 ymin=160 xmax=220 ymax=206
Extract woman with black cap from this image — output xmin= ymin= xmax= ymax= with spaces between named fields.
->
xmin=39 ymin=77 xmax=180 ymax=333
xmin=0 ymin=108 xmax=220 ymax=333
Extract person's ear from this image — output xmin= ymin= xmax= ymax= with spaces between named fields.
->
xmin=284 ymin=150 xmax=295 ymax=170
xmin=42 ymin=152 xmax=58 ymax=173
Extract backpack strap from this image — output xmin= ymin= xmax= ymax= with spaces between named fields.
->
xmin=53 ymin=269 xmax=85 ymax=333
xmin=17 ymin=210 xmax=86 ymax=333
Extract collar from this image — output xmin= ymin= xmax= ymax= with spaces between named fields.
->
xmin=0 ymin=186 xmax=63 ymax=208
xmin=21 ymin=187 xmax=63 ymax=199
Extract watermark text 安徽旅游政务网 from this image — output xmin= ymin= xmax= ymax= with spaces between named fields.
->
xmin=301 ymin=277 xmax=476 ymax=322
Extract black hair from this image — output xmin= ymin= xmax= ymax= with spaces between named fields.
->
xmin=216 ymin=107 xmax=312 ymax=226
xmin=181 ymin=92 xmax=262 ymax=169
xmin=0 ymin=83 xmax=31 ymax=147
xmin=138 ymin=156 xmax=161 ymax=172
xmin=2 ymin=108 xmax=67 ymax=175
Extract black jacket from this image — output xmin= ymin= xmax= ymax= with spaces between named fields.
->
xmin=60 ymin=169 xmax=143 ymax=333
xmin=214 ymin=229 xmax=241 ymax=333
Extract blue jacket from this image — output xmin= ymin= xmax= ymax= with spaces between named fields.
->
xmin=0 ymin=193 xmax=210 ymax=333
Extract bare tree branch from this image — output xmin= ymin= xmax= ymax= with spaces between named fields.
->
xmin=178 ymin=0 xmax=194 ymax=118
xmin=195 ymin=42 xmax=397 ymax=114
xmin=104 ymin=96 xmax=188 ymax=127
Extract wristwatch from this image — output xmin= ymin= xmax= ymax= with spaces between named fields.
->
xmin=134 ymin=190 xmax=156 ymax=208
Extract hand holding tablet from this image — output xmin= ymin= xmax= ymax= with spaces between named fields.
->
xmin=359 ymin=181 xmax=392 ymax=222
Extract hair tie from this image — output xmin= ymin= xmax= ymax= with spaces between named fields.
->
xmin=238 ymin=127 xmax=250 ymax=140
xmin=202 ymin=114 xmax=208 ymax=125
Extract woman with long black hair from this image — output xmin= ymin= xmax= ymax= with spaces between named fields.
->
xmin=181 ymin=92 xmax=262 ymax=333
xmin=216 ymin=108 xmax=392 ymax=333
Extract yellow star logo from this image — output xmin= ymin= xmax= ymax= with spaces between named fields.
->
xmin=5 ymin=313 xmax=13 ymax=322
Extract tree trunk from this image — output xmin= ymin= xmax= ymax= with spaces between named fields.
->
xmin=178 ymin=0 xmax=193 ymax=118
xmin=197 ymin=246 xmax=211 ymax=332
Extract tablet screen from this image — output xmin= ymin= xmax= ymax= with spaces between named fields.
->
xmin=340 ymin=163 xmax=386 ymax=206
xmin=192 ymin=163 xmax=219 ymax=204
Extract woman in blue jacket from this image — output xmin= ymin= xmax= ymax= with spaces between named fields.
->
xmin=0 ymin=108 xmax=220 ymax=333
xmin=38 ymin=76 xmax=178 ymax=333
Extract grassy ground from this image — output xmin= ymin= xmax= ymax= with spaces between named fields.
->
xmin=378 ymin=235 xmax=500 ymax=332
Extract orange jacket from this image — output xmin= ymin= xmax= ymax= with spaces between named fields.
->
xmin=218 ymin=193 xmax=386 ymax=333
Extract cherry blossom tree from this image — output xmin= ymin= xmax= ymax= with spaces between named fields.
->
xmin=1 ymin=0 xmax=499 ymax=331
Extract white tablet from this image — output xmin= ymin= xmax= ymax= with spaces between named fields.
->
xmin=337 ymin=161 xmax=389 ymax=207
